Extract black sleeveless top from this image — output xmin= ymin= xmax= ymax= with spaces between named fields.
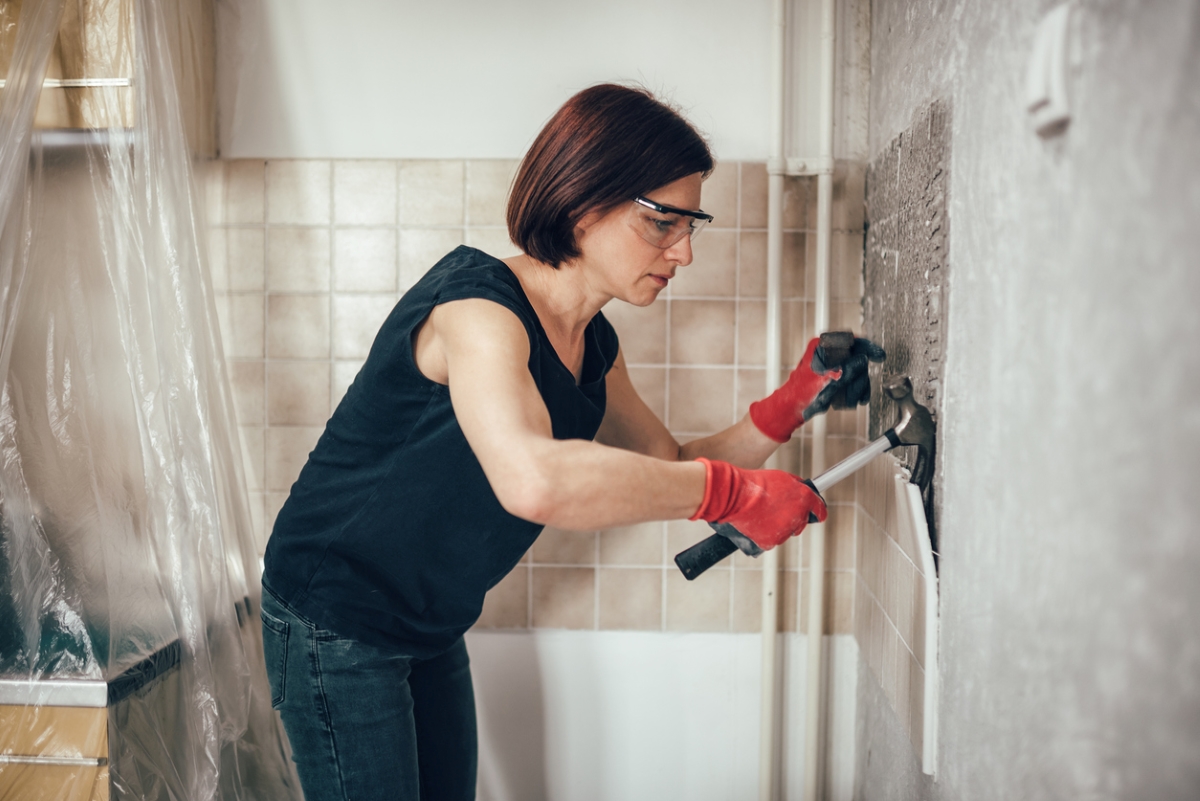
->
xmin=262 ymin=246 xmax=619 ymax=656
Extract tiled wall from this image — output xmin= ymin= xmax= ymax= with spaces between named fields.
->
xmin=203 ymin=159 xmax=867 ymax=636
xmin=853 ymin=453 xmax=935 ymax=764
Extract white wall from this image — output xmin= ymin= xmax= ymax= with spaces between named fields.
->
xmin=218 ymin=0 xmax=773 ymax=160
xmin=467 ymin=631 xmax=859 ymax=801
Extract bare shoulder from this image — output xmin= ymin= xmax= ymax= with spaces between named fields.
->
xmin=413 ymin=298 xmax=531 ymax=385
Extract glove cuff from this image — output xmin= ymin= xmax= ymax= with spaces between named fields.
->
xmin=688 ymin=458 xmax=738 ymax=522
xmin=749 ymin=395 xmax=801 ymax=443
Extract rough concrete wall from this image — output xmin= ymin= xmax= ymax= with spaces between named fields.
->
xmin=864 ymin=99 xmax=951 ymax=542
xmin=857 ymin=1 xmax=1200 ymax=799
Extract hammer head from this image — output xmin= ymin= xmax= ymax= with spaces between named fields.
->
xmin=883 ymin=376 xmax=936 ymax=491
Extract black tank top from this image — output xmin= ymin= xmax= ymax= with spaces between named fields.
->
xmin=263 ymin=246 xmax=619 ymax=656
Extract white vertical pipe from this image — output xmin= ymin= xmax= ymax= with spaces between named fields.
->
xmin=759 ymin=0 xmax=787 ymax=799
xmin=803 ymin=0 xmax=836 ymax=799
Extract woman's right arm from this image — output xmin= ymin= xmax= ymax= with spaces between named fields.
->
xmin=418 ymin=297 xmax=707 ymax=531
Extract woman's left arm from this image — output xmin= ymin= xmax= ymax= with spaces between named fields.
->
xmin=595 ymin=349 xmax=780 ymax=469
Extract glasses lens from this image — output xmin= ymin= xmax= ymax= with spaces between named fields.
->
xmin=629 ymin=200 xmax=709 ymax=248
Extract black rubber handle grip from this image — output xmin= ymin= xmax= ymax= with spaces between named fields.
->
xmin=674 ymin=533 xmax=739 ymax=581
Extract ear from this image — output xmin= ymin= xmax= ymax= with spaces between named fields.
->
xmin=574 ymin=208 xmax=604 ymax=237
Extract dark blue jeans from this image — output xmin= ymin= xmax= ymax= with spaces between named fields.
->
xmin=260 ymin=585 xmax=477 ymax=801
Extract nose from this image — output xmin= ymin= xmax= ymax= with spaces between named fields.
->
xmin=665 ymin=234 xmax=694 ymax=267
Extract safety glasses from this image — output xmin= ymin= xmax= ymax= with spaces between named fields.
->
xmin=627 ymin=196 xmax=714 ymax=249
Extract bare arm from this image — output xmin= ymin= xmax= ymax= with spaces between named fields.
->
xmin=424 ymin=298 xmax=706 ymax=531
xmin=595 ymin=349 xmax=783 ymax=469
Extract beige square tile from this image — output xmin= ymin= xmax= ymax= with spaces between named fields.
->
xmin=226 ymin=228 xmax=266 ymax=292
xmin=832 ymin=300 xmax=862 ymax=332
xmin=267 ymin=295 xmax=329 ymax=359
xmin=268 ymin=362 xmax=331 ymax=426
xmin=672 ymin=230 xmax=736 ymax=297
xmin=224 ymin=160 xmax=265 ymax=224
xmin=598 ymin=568 xmax=662 ymax=630
xmin=332 ymin=294 xmax=395 ymax=359
xmin=331 ymin=360 xmax=364 ymax=412
xmin=832 ymin=232 xmax=864 ymax=301
xmin=267 ymin=160 xmax=331 ymax=225
xmin=400 ymin=160 xmax=464 ymax=225
xmin=666 ymin=518 xmax=712 ymax=558
xmin=532 ymin=528 xmax=596 ymax=565
xmin=209 ymin=229 xmax=230 ymax=292
xmin=912 ymin=574 xmax=927 ymax=668
xmin=741 ymin=162 xmax=768 ymax=228
xmin=909 ymin=659 xmax=925 ymax=753
xmin=735 ymin=367 xmax=766 ymax=421
xmin=868 ymin=596 xmax=885 ymax=682
xmin=780 ymin=569 xmax=800 ymax=632
xmin=334 ymin=160 xmax=397 ymax=226
xmin=464 ymin=227 xmax=521 ymax=260
xmin=333 ymin=229 xmax=397 ymax=292
xmin=229 ymin=360 xmax=264 ymax=426
xmin=476 ymin=566 xmax=529 ymax=628
xmin=736 ymin=300 xmax=766 ymax=367
xmin=700 ymin=161 xmax=738 ymax=229
xmin=264 ymin=426 xmax=323 ymax=492
xmin=625 ymin=367 xmax=665 ymax=420
xmin=832 ymin=161 xmax=866 ymax=232
xmin=732 ymin=568 xmax=763 ymax=632
xmin=854 ymin=576 xmax=871 ymax=646
xmin=466 ymin=160 xmax=519 ymax=226
xmin=781 ymin=300 xmax=809 ymax=372
xmin=883 ymin=620 xmax=900 ymax=708
xmin=602 ymin=301 xmax=666 ymax=364
xmin=239 ymin=425 xmax=264 ymax=492
xmin=894 ymin=638 xmax=912 ymax=733
xmin=267 ymin=228 xmax=330 ymax=292
xmin=400 ymin=229 xmax=464 ymax=291
xmin=739 ymin=232 xmax=767 ymax=296
xmin=531 ymin=567 xmax=595 ymax=629
xmin=670 ymin=300 xmax=735 ymax=365
xmin=823 ymin=437 xmax=858 ymax=504
xmin=827 ymin=503 xmax=856 ymax=570
xmin=665 ymin=567 xmax=729 ymax=631
xmin=668 ymin=367 xmax=734 ymax=433
xmin=894 ymin=553 xmax=916 ymax=650
xmin=782 ymin=176 xmax=809 ymax=230
xmin=782 ymin=232 xmax=806 ymax=299
xmin=829 ymin=570 xmax=855 ymax=634
xmin=217 ymin=294 xmax=264 ymax=359
xmin=599 ymin=521 xmax=663 ymax=565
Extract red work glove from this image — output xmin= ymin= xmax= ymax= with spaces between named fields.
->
xmin=689 ymin=458 xmax=828 ymax=550
xmin=749 ymin=334 xmax=885 ymax=442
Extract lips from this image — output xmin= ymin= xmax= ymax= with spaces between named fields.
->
xmin=649 ymin=274 xmax=671 ymax=288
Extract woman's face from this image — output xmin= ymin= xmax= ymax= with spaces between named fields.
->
xmin=574 ymin=172 xmax=704 ymax=307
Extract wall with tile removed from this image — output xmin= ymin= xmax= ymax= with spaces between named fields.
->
xmin=856 ymin=1 xmax=1200 ymax=799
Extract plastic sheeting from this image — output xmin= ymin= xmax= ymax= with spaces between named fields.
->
xmin=0 ymin=1 xmax=299 ymax=798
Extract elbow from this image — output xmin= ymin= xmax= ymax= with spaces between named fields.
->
xmin=493 ymin=466 xmax=559 ymax=524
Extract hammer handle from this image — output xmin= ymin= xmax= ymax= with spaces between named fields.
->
xmin=673 ymin=429 xmax=899 ymax=581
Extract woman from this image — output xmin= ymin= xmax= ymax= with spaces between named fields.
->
xmin=260 ymin=83 xmax=877 ymax=800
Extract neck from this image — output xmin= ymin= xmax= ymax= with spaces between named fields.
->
xmin=505 ymin=253 xmax=609 ymax=342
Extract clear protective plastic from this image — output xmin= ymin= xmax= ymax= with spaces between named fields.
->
xmin=0 ymin=1 xmax=299 ymax=798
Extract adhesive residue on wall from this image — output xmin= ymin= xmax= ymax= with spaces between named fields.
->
xmin=863 ymin=99 xmax=950 ymax=543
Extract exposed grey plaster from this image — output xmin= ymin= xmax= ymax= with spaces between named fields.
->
xmin=864 ymin=99 xmax=951 ymax=543
xmin=858 ymin=1 xmax=1200 ymax=799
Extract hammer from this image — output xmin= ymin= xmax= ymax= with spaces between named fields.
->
xmin=674 ymin=375 xmax=936 ymax=580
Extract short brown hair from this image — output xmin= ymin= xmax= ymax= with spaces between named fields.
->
xmin=507 ymin=84 xmax=714 ymax=267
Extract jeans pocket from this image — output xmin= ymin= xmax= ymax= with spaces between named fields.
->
xmin=261 ymin=608 xmax=290 ymax=708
